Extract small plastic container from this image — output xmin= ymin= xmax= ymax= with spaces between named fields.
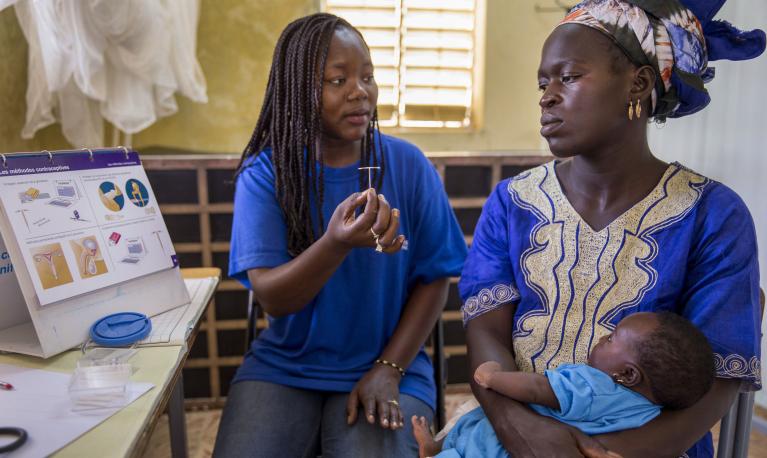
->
xmin=68 ymin=312 xmax=151 ymax=411
xmin=77 ymin=346 xmax=137 ymax=368
xmin=68 ymin=363 xmax=132 ymax=411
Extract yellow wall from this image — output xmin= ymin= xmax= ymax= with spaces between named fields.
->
xmin=403 ymin=1 xmax=560 ymax=152
xmin=0 ymin=1 xmax=562 ymax=154
xmin=131 ymin=0 xmax=317 ymax=153
xmin=0 ymin=8 xmax=70 ymax=153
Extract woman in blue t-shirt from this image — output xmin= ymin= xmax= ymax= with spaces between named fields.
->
xmin=213 ymin=13 xmax=467 ymax=457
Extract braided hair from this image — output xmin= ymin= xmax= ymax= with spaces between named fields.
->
xmin=237 ymin=13 xmax=385 ymax=257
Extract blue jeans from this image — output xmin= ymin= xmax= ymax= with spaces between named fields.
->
xmin=213 ymin=380 xmax=433 ymax=457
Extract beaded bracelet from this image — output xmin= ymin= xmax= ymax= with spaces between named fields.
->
xmin=375 ymin=358 xmax=405 ymax=377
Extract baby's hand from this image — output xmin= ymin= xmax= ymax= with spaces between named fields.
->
xmin=474 ymin=361 xmax=502 ymax=388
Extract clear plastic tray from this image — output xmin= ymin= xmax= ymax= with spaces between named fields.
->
xmin=68 ymin=363 xmax=132 ymax=411
xmin=76 ymin=346 xmax=137 ymax=368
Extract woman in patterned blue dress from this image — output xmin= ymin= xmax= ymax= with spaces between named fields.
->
xmin=460 ymin=1 xmax=765 ymax=457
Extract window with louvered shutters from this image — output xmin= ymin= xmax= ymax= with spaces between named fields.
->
xmin=324 ymin=0 xmax=478 ymax=128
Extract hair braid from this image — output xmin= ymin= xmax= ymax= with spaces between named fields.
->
xmin=237 ymin=13 xmax=386 ymax=257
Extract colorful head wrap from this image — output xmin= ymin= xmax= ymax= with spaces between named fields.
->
xmin=559 ymin=0 xmax=766 ymax=119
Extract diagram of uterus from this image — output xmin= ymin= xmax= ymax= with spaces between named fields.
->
xmin=34 ymin=249 xmax=64 ymax=279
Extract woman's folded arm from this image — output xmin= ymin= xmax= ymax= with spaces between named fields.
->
xmin=596 ymin=377 xmax=740 ymax=458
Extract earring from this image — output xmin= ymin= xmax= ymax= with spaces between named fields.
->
xmin=612 ymin=373 xmax=626 ymax=384
xmin=627 ymin=100 xmax=634 ymax=121
xmin=635 ymin=99 xmax=642 ymax=118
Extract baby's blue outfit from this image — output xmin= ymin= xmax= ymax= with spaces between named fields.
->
xmin=438 ymin=364 xmax=661 ymax=457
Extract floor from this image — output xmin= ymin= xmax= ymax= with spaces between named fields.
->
xmin=142 ymin=393 xmax=767 ymax=457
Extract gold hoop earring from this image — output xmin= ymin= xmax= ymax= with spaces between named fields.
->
xmin=627 ymin=100 xmax=634 ymax=121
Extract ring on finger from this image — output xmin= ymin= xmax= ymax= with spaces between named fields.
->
xmin=387 ymin=399 xmax=399 ymax=407
xmin=370 ymin=228 xmax=380 ymax=240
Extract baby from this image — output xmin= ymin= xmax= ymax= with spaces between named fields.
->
xmin=412 ymin=312 xmax=715 ymax=458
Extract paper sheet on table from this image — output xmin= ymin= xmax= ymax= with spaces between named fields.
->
xmin=137 ymin=277 xmax=217 ymax=346
xmin=0 ymin=363 xmax=153 ymax=458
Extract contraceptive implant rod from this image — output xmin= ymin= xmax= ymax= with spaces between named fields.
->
xmin=358 ymin=166 xmax=381 ymax=189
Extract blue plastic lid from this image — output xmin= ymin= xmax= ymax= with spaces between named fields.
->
xmin=90 ymin=312 xmax=152 ymax=346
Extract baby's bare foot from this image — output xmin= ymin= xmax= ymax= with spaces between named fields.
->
xmin=411 ymin=415 xmax=441 ymax=458
xmin=474 ymin=360 xmax=502 ymax=388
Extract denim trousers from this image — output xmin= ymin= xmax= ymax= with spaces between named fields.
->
xmin=213 ymin=380 xmax=433 ymax=458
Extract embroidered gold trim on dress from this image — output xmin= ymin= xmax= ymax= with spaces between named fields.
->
xmin=508 ymin=161 xmax=709 ymax=374
xmin=462 ymin=283 xmax=520 ymax=324
xmin=714 ymin=353 xmax=761 ymax=381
